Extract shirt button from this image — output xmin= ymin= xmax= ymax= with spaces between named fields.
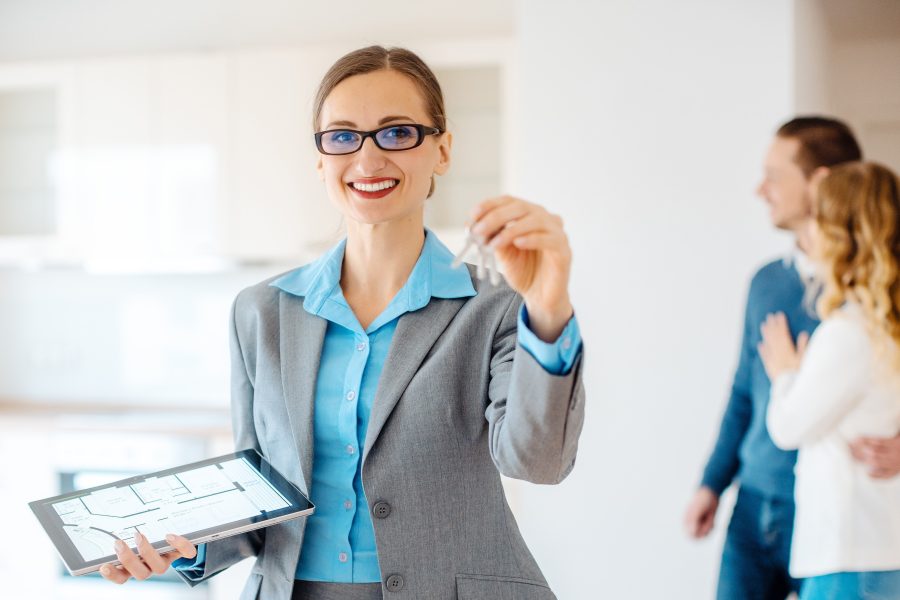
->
xmin=562 ymin=337 xmax=572 ymax=350
xmin=344 ymin=499 xmax=353 ymax=510
xmin=338 ymin=552 xmax=348 ymax=563
xmin=356 ymin=342 xmax=366 ymax=352
xmin=346 ymin=444 xmax=356 ymax=455
xmin=346 ymin=390 xmax=356 ymax=401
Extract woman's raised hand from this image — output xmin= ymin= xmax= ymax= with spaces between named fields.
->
xmin=469 ymin=195 xmax=574 ymax=341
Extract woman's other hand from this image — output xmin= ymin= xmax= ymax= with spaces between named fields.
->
xmin=758 ymin=312 xmax=809 ymax=380
xmin=98 ymin=532 xmax=197 ymax=584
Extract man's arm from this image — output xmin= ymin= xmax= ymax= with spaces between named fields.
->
xmin=700 ymin=296 xmax=756 ymax=495
xmin=685 ymin=293 xmax=755 ymax=539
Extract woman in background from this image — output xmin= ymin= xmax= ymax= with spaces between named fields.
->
xmin=760 ymin=161 xmax=900 ymax=599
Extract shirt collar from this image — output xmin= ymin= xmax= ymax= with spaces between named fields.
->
xmin=783 ymin=246 xmax=817 ymax=281
xmin=270 ymin=228 xmax=476 ymax=318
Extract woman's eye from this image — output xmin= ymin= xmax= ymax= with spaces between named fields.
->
xmin=330 ymin=131 xmax=357 ymax=145
xmin=383 ymin=126 xmax=413 ymax=140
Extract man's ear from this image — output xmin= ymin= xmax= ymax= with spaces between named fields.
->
xmin=433 ymin=131 xmax=452 ymax=176
xmin=808 ymin=165 xmax=830 ymax=190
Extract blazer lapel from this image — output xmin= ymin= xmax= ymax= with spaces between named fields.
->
xmin=363 ymin=297 xmax=467 ymax=462
xmin=279 ymin=292 xmax=327 ymax=495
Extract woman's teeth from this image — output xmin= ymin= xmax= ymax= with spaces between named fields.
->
xmin=351 ymin=180 xmax=397 ymax=192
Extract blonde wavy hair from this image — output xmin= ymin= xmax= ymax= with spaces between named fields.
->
xmin=815 ymin=161 xmax=900 ymax=368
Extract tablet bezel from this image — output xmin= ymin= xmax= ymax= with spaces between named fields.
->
xmin=29 ymin=448 xmax=314 ymax=576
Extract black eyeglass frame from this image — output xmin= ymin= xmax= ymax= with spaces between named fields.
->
xmin=313 ymin=123 xmax=443 ymax=155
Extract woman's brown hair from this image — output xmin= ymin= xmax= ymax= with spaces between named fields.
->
xmin=815 ymin=161 xmax=900 ymax=366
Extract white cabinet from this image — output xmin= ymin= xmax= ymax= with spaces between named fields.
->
xmin=0 ymin=62 xmax=74 ymax=265
xmin=59 ymin=55 xmax=230 ymax=271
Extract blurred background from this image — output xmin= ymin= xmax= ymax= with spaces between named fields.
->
xmin=0 ymin=0 xmax=898 ymax=598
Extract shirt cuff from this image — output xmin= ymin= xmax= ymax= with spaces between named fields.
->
xmin=172 ymin=543 xmax=206 ymax=580
xmin=517 ymin=304 xmax=582 ymax=375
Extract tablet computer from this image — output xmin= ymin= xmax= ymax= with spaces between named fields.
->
xmin=29 ymin=449 xmax=314 ymax=576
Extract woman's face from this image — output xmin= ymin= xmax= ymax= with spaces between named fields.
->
xmin=316 ymin=69 xmax=451 ymax=227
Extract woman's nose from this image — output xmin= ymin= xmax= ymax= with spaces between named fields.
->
xmin=353 ymin=137 xmax=388 ymax=174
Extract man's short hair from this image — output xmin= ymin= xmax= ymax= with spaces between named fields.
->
xmin=776 ymin=116 xmax=863 ymax=177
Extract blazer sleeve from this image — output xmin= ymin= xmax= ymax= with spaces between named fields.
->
xmin=483 ymin=293 xmax=586 ymax=485
xmin=175 ymin=293 xmax=266 ymax=586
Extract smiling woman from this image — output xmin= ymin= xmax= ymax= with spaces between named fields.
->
xmin=315 ymin=68 xmax=451 ymax=232
xmin=96 ymin=45 xmax=586 ymax=600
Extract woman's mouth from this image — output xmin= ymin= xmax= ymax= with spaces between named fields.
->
xmin=348 ymin=178 xmax=399 ymax=199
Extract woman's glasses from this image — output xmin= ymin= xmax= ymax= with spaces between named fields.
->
xmin=314 ymin=124 xmax=442 ymax=155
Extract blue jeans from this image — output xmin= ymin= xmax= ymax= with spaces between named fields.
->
xmin=717 ymin=486 xmax=802 ymax=600
xmin=800 ymin=571 xmax=900 ymax=600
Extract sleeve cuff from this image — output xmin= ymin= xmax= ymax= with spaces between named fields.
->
xmin=172 ymin=543 xmax=206 ymax=580
xmin=517 ymin=304 xmax=582 ymax=375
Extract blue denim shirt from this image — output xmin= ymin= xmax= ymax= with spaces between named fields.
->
xmin=176 ymin=229 xmax=582 ymax=582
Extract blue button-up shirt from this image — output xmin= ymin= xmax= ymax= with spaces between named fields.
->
xmin=175 ymin=229 xmax=581 ymax=583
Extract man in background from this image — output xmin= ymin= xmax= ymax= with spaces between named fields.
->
xmin=684 ymin=116 xmax=900 ymax=600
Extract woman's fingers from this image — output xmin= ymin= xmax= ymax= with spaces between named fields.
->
xmin=797 ymin=331 xmax=810 ymax=355
xmin=114 ymin=538 xmax=152 ymax=581
xmin=99 ymin=563 xmax=131 ymax=584
xmin=163 ymin=534 xmax=197 ymax=566
xmin=134 ymin=531 xmax=168 ymax=575
xmin=508 ymin=231 xmax=565 ymax=252
xmin=470 ymin=197 xmax=532 ymax=243
xmin=99 ymin=532 xmax=196 ymax=584
xmin=469 ymin=195 xmax=516 ymax=226
xmin=761 ymin=313 xmax=793 ymax=349
xmin=484 ymin=213 xmax=545 ymax=249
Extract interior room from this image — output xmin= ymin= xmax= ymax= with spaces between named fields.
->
xmin=1 ymin=1 xmax=899 ymax=598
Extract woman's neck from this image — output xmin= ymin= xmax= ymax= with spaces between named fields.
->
xmin=341 ymin=217 xmax=426 ymax=303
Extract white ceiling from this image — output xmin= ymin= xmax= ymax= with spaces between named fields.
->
xmin=821 ymin=0 xmax=900 ymax=41
xmin=0 ymin=0 xmax=516 ymax=61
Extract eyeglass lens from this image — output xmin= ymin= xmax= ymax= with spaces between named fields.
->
xmin=320 ymin=125 xmax=422 ymax=154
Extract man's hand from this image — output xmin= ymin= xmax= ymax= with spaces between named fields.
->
xmin=849 ymin=434 xmax=900 ymax=479
xmin=684 ymin=486 xmax=720 ymax=539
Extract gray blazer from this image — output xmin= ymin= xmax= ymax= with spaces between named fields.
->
xmin=177 ymin=265 xmax=586 ymax=599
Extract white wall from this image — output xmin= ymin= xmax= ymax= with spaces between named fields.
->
xmin=832 ymin=38 xmax=900 ymax=174
xmin=508 ymin=1 xmax=794 ymax=598
xmin=793 ymin=0 xmax=834 ymax=114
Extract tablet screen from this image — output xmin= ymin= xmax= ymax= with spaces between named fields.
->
xmin=30 ymin=449 xmax=313 ymax=575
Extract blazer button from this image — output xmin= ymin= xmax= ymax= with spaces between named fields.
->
xmin=385 ymin=574 xmax=404 ymax=592
xmin=373 ymin=501 xmax=391 ymax=519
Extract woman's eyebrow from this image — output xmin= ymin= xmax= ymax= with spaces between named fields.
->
xmin=324 ymin=115 xmax=415 ymax=129
xmin=377 ymin=115 xmax=413 ymax=125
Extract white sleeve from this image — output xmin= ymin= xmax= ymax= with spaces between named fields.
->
xmin=766 ymin=315 xmax=871 ymax=449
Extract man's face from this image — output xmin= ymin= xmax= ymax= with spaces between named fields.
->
xmin=756 ymin=136 xmax=811 ymax=232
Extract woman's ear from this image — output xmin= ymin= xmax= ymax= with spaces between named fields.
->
xmin=433 ymin=131 xmax=453 ymax=176
xmin=316 ymin=155 xmax=325 ymax=181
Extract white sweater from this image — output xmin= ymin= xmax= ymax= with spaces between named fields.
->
xmin=767 ymin=303 xmax=900 ymax=578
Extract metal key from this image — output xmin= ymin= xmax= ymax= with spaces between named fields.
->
xmin=451 ymin=227 xmax=502 ymax=286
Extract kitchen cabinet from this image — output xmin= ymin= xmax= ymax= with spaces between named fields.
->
xmin=59 ymin=55 xmax=230 ymax=270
